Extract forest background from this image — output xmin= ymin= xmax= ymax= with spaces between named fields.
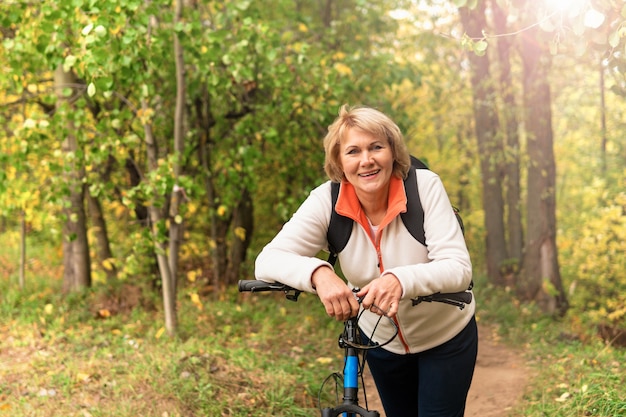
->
xmin=0 ymin=0 xmax=625 ymax=415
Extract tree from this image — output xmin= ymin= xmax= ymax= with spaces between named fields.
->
xmin=458 ymin=2 xmax=509 ymax=286
xmin=0 ymin=0 xmax=430 ymax=330
xmin=54 ymin=65 xmax=92 ymax=292
xmin=518 ymin=22 xmax=568 ymax=314
xmin=492 ymin=0 xmax=523 ymax=266
xmin=457 ymin=0 xmax=569 ymax=313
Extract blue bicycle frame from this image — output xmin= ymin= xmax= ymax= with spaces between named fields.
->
xmin=321 ymin=317 xmax=380 ymax=417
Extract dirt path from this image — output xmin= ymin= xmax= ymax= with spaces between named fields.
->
xmin=362 ymin=322 xmax=530 ymax=416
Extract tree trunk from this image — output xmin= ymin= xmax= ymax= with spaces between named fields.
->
xmin=196 ymin=97 xmax=220 ymax=293
xmin=143 ymin=98 xmax=177 ymax=335
xmin=227 ymin=187 xmax=254 ymax=284
xmin=141 ymin=0 xmax=177 ymax=335
xmin=492 ymin=0 xmax=523 ymax=277
xmin=458 ymin=4 xmax=508 ymax=285
xmin=519 ymin=27 xmax=568 ymax=315
xmin=87 ymin=191 xmax=117 ymax=281
xmin=168 ymin=0 xmax=187 ymax=287
xmin=194 ymin=93 xmax=232 ymax=294
xmin=54 ymin=65 xmax=91 ymax=293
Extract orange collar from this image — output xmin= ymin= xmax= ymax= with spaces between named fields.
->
xmin=335 ymin=176 xmax=407 ymax=231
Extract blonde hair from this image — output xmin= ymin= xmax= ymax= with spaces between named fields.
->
xmin=323 ymin=105 xmax=411 ymax=182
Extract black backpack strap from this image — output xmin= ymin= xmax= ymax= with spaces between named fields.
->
xmin=409 ymin=155 xmax=429 ymax=170
xmin=401 ymin=167 xmax=426 ymax=246
xmin=327 ymin=181 xmax=353 ymax=266
xmin=402 ymin=157 xmax=427 ymax=246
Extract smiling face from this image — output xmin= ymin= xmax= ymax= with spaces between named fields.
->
xmin=339 ymin=127 xmax=394 ymax=200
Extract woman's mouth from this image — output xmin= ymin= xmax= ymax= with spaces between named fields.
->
xmin=359 ymin=169 xmax=381 ymax=178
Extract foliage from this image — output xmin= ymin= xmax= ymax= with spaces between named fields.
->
xmin=0 ymin=0 xmax=421 ymax=306
xmin=549 ymin=45 xmax=626 ymax=332
xmin=560 ymin=191 xmax=626 ymax=326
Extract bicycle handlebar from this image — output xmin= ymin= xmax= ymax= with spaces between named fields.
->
xmin=238 ymin=280 xmax=303 ymax=301
xmin=238 ymin=280 xmax=472 ymax=309
xmin=238 ymin=279 xmax=294 ymax=292
xmin=412 ymin=291 xmax=473 ymax=310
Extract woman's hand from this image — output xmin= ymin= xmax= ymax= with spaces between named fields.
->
xmin=311 ymin=266 xmax=360 ymax=321
xmin=357 ymin=274 xmax=402 ymax=318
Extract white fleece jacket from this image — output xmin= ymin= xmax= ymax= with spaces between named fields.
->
xmin=255 ymin=168 xmax=474 ymax=354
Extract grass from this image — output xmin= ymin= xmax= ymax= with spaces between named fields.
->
xmin=0 ymin=239 xmax=625 ymax=416
xmin=0 ymin=257 xmax=345 ymax=417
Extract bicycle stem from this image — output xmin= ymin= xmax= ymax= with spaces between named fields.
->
xmin=321 ymin=317 xmax=380 ymax=417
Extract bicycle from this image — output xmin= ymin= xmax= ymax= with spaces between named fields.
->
xmin=238 ymin=279 xmax=472 ymax=417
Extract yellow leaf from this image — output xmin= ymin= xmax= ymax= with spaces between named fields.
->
xmin=217 ymin=205 xmax=227 ymax=217
xmin=76 ymin=372 xmax=90 ymax=382
xmin=334 ymin=63 xmax=353 ymax=76
xmin=187 ymin=270 xmax=197 ymax=282
xmin=190 ymin=293 xmax=203 ymax=310
xmin=137 ymin=107 xmax=154 ymax=125
xmin=98 ymin=309 xmax=111 ymax=318
xmin=6 ymin=165 xmax=16 ymax=180
xmin=298 ymin=23 xmax=308 ymax=32
xmin=44 ymin=304 xmax=54 ymax=315
xmin=155 ymin=327 xmax=165 ymax=339
xmin=234 ymin=227 xmax=246 ymax=241
xmin=102 ymin=258 xmax=115 ymax=271
xmin=316 ymin=357 xmax=333 ymax=365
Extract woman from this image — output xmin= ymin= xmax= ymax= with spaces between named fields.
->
xmin=255 ymin=105 xmax=477 ymax=417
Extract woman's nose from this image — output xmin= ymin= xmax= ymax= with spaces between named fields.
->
xmin=360 ymin=151 xmax=373 ymax=165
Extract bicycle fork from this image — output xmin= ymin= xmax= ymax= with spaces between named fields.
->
xmin=321 ymin=318 xmax=379 ymax=417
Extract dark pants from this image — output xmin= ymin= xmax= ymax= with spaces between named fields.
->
xmin=363 ymin=316 xmax=478 ymax=417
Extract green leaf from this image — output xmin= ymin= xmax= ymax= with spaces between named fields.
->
xmin=63 ymin=55 xmax=77 ymax=72
xmin=473 ymin=40 xmax=488 ymax=56
xmin=94 ymin=25 xmax=107 ymax=37
xmin=81 ymin=23 xmax=94 ymax=36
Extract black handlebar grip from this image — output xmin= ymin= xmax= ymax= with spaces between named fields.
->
xmin=238 ymin=280 xmax=291 ymax=292
xmin=435 ymin=291 xmax=473 ymax=304
xmin=239 ymin=280 xmax=269 ymax=292
xmin=457 ymin=291 xmax=473 ymax=304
